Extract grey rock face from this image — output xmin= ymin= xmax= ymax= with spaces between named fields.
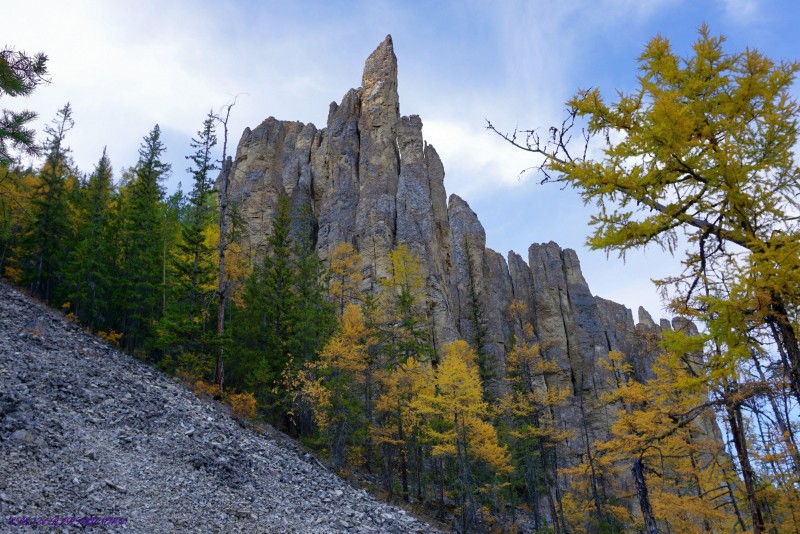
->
xmin=356 ymin=35 xmax=400 ymax=286
xmin=225 ymin=33 xmax=692 ymax=407
xmin=315 ymin=89 xmax=362 ymax=264
xmin=525 ymin=242 xmax=618 ymax=468
xmin=396 ymin=115 xmax=458 ymax=350
xmin=448 ymin=194 xmax=488 ymax=349
xmin=225 ymin=34 xmax=710 ymax=523
xmin=228 ymin=118 xmax=316 ymax=261
xmin=482 ymin=248 xmax=514 ymax=394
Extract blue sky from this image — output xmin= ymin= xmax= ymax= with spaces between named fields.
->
xmin=4 ymin=0 xmax=799 ymax=322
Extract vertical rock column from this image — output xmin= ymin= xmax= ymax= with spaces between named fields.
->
xmin=355 ymin=34 xmax=400 ymax=287
xmin=395 ymin=115 xmax=459 ymax=350
xmin=527 ymin=242 xmax=616 ymax=468
xmin=314 ymin=91 xmax=362 ymax=263
xmin=227 ymin=118 xmax=313 ymax=261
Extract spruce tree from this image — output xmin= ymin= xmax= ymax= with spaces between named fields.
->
xmin=229 ymin=195 xmax=295 ymax=421
xmin=158 ymin=114 xmax=218 ymax=371
xmin=65 ymin=148 xmax=113 ymax=329
xmin=25 ymin=103 xmax=73 ymax=303
xmin=119 ymin=124 xmax=170 ymax=351
xmin=289 ymin=205 xmax=335 ymax=366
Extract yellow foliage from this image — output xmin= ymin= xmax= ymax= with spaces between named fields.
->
xmin=329 ymin=242 xmax=363 ymax=315
xmin=383 ymin=243 xmax=424 ymax=296
xmin=193 ymin=380 xmax=221 ymax=398
xmin=97 ymin=329 xmax=123 ymax=347
xmin=299 ymin=302 xmax=371 ymax=462
xmin=227 ymin=392 xmax=257 ymax=418
xmin=3 ymin=265 xmax=22 ymax=282
xmin=414 ymin=340 xmax=512 ymax=474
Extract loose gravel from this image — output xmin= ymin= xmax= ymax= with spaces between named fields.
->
xmin=0 ymin=281 xmax=441 ymax=533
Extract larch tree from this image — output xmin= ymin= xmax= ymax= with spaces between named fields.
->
xmin=369 ymin=243 xmax=434 ymax=500
xmin=413 ymin=340 xmax=512 ymax=532
xmin=597 ymin=348 xmax=743 ymax=533
xmin=329 ymin=241 xmax=363 ymax=317
xmin=501 ymin=302 xmax=571 ymax=533
xmin=489 ymin=26 xmax=800 ymax=395
xmin=489 ymin=26 xmax=800 ymax=533
xmin=300 ymin=303 xmax=370 ymax=469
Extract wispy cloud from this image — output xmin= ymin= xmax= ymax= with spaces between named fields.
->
xmin=3 ymin=0 xmax=786 ymax=317
xmin=718 ymin=0 xmax=760 ymax=22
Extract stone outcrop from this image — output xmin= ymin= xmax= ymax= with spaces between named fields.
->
xmin=227 ymin=31 xmax=683 ymax=404
xmin=226 ymin=35 xmax=710 ymax=521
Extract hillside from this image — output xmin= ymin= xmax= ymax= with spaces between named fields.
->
xmin=0 ymin=281 xmax=440 ymax=533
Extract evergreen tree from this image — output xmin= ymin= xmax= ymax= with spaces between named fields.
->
xmin=0 ymin=48 xmax=48 ymax=166
xmin=65 ymin=148 xmax=114 ymax=329
xmin=157 ymin=114 xmax=218 ymax=370
xmin=231 ymin=194 xmax=298 ymax=425
xmin=24 ymin=103 xmax=74 ymax=303
xmin=289 ymin=205 xmax=336 ymax=367
xmin=119 ymin=124 xmax=170 ymax=351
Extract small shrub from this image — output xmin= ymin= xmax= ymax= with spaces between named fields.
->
xmin=3 ymin=265 xmax=22 ymax=282
xmin=228 ymin=392 xmax=257 ymax=418
xmin=98 ymin=329 xmax=123 ymax=347
xmin=193 ymin=380 xmax=221 ymax=398
xmin=175 ymin=351 xmax=211 ymax=381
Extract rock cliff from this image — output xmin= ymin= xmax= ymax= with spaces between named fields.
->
xmin=226 ymin=35 xmax=710 ymax=515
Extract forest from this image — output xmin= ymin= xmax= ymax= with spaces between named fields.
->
xmin=2 ymin=28 xmax=799 ymax=533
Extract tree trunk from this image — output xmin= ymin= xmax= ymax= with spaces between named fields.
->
xmin=398 ymin=407 xmax=409 ymax=502
xmin=727 ymin=402 xmax=765 ymax=533
xmin=215 ymin=156 xmax=228 ymax=392
xmin=769 ymin=297 xmax=800 ymax=406
xmin=214 ymin=101 xmax=235 ymax=392
xmin=632 ymin=457 xmax=658 ymax=534
xmin=751 ymin=353 xmax=800 ymax=474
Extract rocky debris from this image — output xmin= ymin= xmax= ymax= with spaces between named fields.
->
xmin=0 ymin=282 xmax=441 ymax=533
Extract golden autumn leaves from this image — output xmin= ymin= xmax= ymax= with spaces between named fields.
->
xmin=293 ymin=242 xmax=512 ymax=526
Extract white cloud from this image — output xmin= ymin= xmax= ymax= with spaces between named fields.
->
xmin=422 ymin=118 xmax=540 ymax=196
xmin=4 ymin=0 xmax=769 ymax=319
xmin=719 ymin=0 xmax=760 ymax=21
